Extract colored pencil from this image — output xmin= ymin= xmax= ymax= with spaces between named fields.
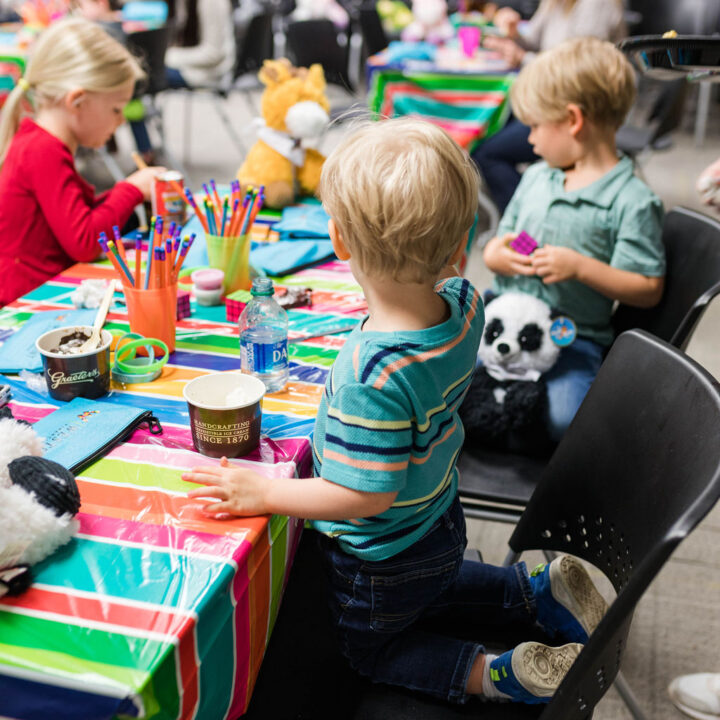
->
xmin=210 ymin=179 xmax=223 ymax=216
xmin=106 ymin=240 xmax=135 ymax=286
xmin=184 ymin=188 xmax=210 ymax=234
xmin=134 ymin=231 xmax=143 ymax=288
xmin=145 ymin=217 xmax=156 ymax=290
xmin=111 ymin=225 xmax=127 ymax=263
xmin=220 ymin=197 xmax=229 ymax=236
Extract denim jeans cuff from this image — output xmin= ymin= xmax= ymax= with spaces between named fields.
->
xmin=448 ymin=642 xmax=484 ymax=703
xmin=513 ymin=560 xmax=537 ymax=619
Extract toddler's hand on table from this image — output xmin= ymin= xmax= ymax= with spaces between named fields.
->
xmin=531 ymin=245 xmax=581 ymax=284
xmin=484 ymin=233 xmax=535 ymax=277
xmin=183 ymin=457 xmax=270 ymax=516
xmin=125 ymin=166 xmax=167 ymax=201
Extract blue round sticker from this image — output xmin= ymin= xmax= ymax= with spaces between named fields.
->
xmin=550 ymin=317 xmax=577 ymax=347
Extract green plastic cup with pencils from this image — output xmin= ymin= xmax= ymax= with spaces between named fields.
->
xmin=186 ymin=179 xmax=265 ymax=296
xmin=98 ymin=220 xmax=195 ymax=354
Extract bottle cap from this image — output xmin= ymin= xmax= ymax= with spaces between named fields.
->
xmin=251 ymin=277 xmax=274 ymax=297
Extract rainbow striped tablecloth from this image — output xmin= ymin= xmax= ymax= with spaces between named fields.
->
xmin=367 ymin=47 xmax=515 ymax=152
xmin=0 ymin=256 xmax=366 ymax=719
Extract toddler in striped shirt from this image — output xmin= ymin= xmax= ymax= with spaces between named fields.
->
xmin=183 ymin=118 xmax=607 ymax=706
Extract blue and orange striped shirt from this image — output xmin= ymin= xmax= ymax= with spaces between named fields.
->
xmin=311 ymin=276 xmax=484 ymax=560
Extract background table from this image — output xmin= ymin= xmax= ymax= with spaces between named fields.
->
xmin=367 ymin=45 xmax=516 ymax=152
xmin=0 ymin=245 xmax=366 ymax=718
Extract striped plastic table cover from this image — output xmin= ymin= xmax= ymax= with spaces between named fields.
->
xmin=366 ymin=48 xmax=515 ymax=152
xmin=0 ymin=250 xmax=366 ymax=719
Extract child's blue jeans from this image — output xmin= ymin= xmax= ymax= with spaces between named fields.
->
xmin=315 ymin=496 xmax=537 ymax=704
xmin=544 ymin=337 xmax=604 ymax=442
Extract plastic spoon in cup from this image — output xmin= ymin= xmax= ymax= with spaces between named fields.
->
xmin=79 ymin=280 xmax=116 ymax=353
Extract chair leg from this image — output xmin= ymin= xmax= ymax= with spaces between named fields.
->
xmin=210 ymin=93 xmax=247 ymax=157
xmin=613 ymin=670 xmax=648 ymax=720
xmin=503 ymin=548 xmax=520 ymax=566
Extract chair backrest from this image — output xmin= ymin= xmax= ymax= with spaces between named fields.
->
xmin=235 ymin=11 xmax=274 ymax=78
xmin=612 ymin=207 xmax=720 ymax=350
xmin=285 ymin=19 xmax=353 ymax=90
xmin=126 ymin=26 xmax=170 ymax=96
xmin=508 ymin=330 xmax=720 ymax=719
xmin=358 ymin=4 xmax=388 ymax=57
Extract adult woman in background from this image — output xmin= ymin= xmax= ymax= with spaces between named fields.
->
xmin=473 ymin=0 xmax=626 ymax=213
xmin=164 ymin=0 xmax=235 ymax=89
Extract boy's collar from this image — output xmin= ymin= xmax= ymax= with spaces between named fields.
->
xmin=549 ymin=155 xmax=634 ymax=208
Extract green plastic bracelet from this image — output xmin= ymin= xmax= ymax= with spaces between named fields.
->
xmin=114 ymin=338 xmax=169 ymax=375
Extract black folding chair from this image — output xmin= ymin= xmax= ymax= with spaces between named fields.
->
xmin=358 ymin=2 xmax=389 ymax=57
xmin=244 ymin=330 xmax=720 ymax=720
xmin=285 ymin=18 xmax=355 ymax=93
xmin=459 ymin=207 xmax=720 ymax=528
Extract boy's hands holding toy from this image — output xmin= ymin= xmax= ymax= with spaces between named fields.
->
xmin=483 ymin=233 xmax=535 ymax=277
xmin=125 ymin=166 xmax=167 ymax=201
xmin=531 ymin=245 xmax=583 ymax=284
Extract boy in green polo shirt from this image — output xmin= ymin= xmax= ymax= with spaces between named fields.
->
xmin=483 ymin=36 xmax=665 ymax=442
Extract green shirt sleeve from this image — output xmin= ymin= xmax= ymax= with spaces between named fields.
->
xmin=496 ymin=161 xmax=547 ymax=239
xmin=610 ymin=188 xmax=666 ymax=277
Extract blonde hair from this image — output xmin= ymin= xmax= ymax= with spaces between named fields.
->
xmin=319 ymin=118 xmax=480 ymax=284
xmin=511 ymin=36 xmax=636 ymax=130
xmin=0 ymin=18 xmax=145 ymax=164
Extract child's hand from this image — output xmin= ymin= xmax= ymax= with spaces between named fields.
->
xmin=125 ymin=166 xmax=167 ymax=201
xmin=483 ymin=233 xmax=535 ymax=276
xmin=482 ymin=36 xmax=525 ymax=68
xmin=182 ymin=457 xmax=269 ymax=516
xmin=531 ymin=245 xmax=582 ymax=284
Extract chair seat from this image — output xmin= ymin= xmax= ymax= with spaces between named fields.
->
xmin=457 ymin=449 xmax=547 ymax=520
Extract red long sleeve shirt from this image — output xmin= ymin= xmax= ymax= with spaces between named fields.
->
xmin=0 ymin=118 xmax=143 ymax=305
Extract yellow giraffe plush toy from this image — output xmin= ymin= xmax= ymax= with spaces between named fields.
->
xmin=237 ymin=59 xmax=330 ymax=209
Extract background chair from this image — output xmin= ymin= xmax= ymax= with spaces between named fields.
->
xmin=244 ymin=330 xmax=720 ymax=720
xmin=285 ymin=19 xmax=353 ymax=90
xmin=358 ymin=2 xmax=389 ymax=57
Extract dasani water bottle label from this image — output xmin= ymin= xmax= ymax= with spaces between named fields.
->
xmin=241 ymin=339 xmax=288 ymax=374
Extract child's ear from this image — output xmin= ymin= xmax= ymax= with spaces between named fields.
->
xmin=566 ymin=103 xmax=584 ymax=137
xmin=65 ymin=88 xmax=86 ymax=111
xmin=328 ymin=219 xmax=351 ymax=261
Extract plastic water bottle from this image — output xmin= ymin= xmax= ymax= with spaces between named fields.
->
xmin=238 ymin=278 xmax=289 ymax=392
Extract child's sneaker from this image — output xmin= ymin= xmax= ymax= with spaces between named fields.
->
xmin=529 ymin=556 xmax=608 ymax=644
xmin=489 ymin=642 xmax=582 ymax=703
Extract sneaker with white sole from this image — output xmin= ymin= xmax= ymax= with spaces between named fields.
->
xmin=529 ymin=556 xmax=608 ymax=644
xmin=668 ymin=673 xmax=720 ymax=720
xmin=489 ymin=641 xmax=583 ymax=704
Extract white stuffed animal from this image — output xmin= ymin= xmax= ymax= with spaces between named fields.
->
xmin=292 ymin=0 xmax=349 ymax=28
xmin=0 ymin=409 xmax=80 ymax=596
xmin=401 ymin=0 xmax=454 ymax=44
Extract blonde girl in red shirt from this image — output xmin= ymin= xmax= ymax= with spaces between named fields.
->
xmin=0 ymin=18 xmax=165 ymax=305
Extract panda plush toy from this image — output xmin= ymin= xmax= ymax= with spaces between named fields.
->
xmin=0 ymin=406 xmax=81 ymax=596
xmin=459 ymin=292 xmax=575 ymax=456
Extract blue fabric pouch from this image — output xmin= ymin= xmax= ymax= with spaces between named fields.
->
xmin=251 ymin=239 xmax=335 ymax=276
xmin=0 ymin=309 xmax=97 ymax=374
xmin=33 ymin=397 xmax=162 ymax=473
xmin=273 ymin=204 xmax=331 ymax=239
